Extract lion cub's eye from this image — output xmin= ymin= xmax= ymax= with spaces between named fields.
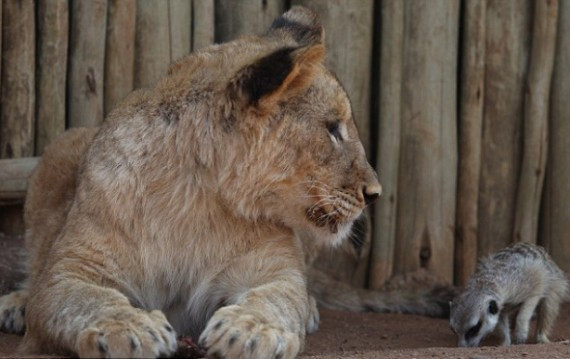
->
xmin=326 ymin=122 xmax=343 ymax=142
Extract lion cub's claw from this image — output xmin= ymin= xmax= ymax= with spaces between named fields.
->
xmin=199 ymin=305 xmax=300 ymax=359
xmin=77 ymin=309 xmax=177 ymax=358
xmin=0 ymin=290 xmax=27 ymax=335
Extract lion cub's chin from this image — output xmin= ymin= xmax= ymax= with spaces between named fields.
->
xmin=307 ymin=219 xmax=355 ymax=247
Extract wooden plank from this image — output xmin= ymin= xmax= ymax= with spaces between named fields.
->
xmin=454 ymin=0 xmax=486 ymax=286
xmin=215 ymin=0 xmax=285 ymax=42
xmin=478 ymin=0 xmax=532 ymax=256
xmin=36 ymin=0 xmax=69 ymax=154
xmin=104 ymin=0 xmax=136 ymax=115
xmin=393 ymin=0 xmax=459 ymax=282
xmin=0 ymin=0 xmax=2 ymax=102
xmin=169 ymin=0 xmax=192 ymax=61
xmin=0 ymin=158 xmax=39 ymax=203
xmin=192 ymin=0 xmax=214 ymax=50
xmin=369 ymin=0 xmax=404 ymax=289
xmin=67 ymin=0 xmax=108 ymax=127
xmin=1 ymin=0 xmax=35 ymax=158
xmin=292 ymin=0 xmax=374 ymax=156
xmin=513 ymin=0 xmax=559 ymax=244
xmin=135 ymin=0 xmax=170 ymax=88
xmin=542 ymin=0 xmax=570 ymax=272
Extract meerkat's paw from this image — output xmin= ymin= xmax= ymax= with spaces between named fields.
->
xmin=0 ymin=290 xmax=27 ymax=334
xmin=77 ymin=308 xmax=177 ymax=358
xmin=306 ymin=295 xmax=320 ymax=334
xmin=537 ymin=333 xmax=550 ymax=344
xmin=199 ymin=305 xmax=300 ymax=359
xmin=513 ymin=328 xmax=530 ymax=345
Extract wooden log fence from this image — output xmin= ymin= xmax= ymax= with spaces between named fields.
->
xmin=0 ymin=0 xmax=569 ymax=283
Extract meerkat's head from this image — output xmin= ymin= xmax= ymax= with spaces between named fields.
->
xmin=449 ymin=292 xmax=501 ymax=347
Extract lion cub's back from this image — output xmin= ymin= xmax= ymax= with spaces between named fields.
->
xmin=25 ymin=127 xmax=98 ymax=284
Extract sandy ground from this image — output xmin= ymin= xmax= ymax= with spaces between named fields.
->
xmin=0 ymin=305 xmax=569 ymax=358
xmin=1 ymin=234 xmax=569 ymax=358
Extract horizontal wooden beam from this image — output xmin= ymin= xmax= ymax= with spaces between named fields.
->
xmin=0 ymin=157 xmax=39 ymax=205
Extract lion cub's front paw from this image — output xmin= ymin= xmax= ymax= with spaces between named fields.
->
xmin=199 ymin=305 xmax=300 ymax=359
xmin=0 ymin=290 xmax=27 ymax=334
xmin=77 ymin=309 xmax=177 ymax=358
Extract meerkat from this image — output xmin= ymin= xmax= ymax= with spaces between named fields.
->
xmin=450 ymin=242 xmax=569 ymax=347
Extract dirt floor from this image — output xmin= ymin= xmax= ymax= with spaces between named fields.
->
xmin=1 ymin=305 xmax=569 ymax=358
xmin=1 ymin=233 xmax=569 ymax=358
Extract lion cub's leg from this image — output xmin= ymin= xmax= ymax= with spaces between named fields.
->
xmin=0 ymin=289 xmax=28 ymax=334
xmin=199 ymin=244 xmax=310 ymax=359
xmin=24 ymin=273 xmax=177 ymax=358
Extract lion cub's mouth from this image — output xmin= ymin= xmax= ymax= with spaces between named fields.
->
xmin=305 ymin=206 xmax=341 ymax=233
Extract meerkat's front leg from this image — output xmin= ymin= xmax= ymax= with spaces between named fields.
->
xmin=513 ymin=296 xmax=542 ymax=344
xmin=199 ymin=243 xmax=310 ymax=359
xmin=497 ymin=311 xmax=511 ymax=346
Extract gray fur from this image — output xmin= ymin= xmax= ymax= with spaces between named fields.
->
xmin=450 ymin=242 xmax=569 ymax=347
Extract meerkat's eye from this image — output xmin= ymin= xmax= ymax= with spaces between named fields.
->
xmin=465 ymin=320 xmax=482 ymax=340
xmin=326 ymin=121 xmax=343 ymax=141
xmin=488 ymin=300 xmax=499 ymax=315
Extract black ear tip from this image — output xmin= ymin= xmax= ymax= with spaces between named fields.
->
xmin=489 ymin=300 xmax=499 ymax=315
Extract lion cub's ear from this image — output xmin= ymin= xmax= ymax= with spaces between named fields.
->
xmin=231 ymin=44 xmax=325 ymax=114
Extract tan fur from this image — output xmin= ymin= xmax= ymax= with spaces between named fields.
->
xmin=0 ymin=7 xmax=382 ymax=358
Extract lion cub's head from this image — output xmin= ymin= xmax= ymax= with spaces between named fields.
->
xmin=166 ymin=7 xmax=381 ymax=245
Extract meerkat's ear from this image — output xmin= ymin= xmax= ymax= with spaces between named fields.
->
xmin=268 ymin=6 xmax=325 ymax=46
xmin=230 ymin=44 xmax=325 ymax=113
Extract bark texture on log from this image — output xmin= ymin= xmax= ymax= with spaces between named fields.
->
xmin=369 ymin=0 xmax=404 ymax=289
xmin=36 ymin=0 xmax=69 ymax=154
xmin=455 ymin=0 xmax=486 ymax=286
xmin=478 ymin=0 xmax=532 ymax=256
xmin=292 ymin=0 xmax=374 ymax=156
xmin=1 ymin=0 xmax=35 ymax=158
xmin=68 ymin=0 xmax=108 ymax=128
xmin=394 ymin=0 xmax=459 ymax=282
xmin=135 ymin=0 xmax=170 ymax=89
xmin=215 ymin=0 xmax=285 ymax=42
xmin=192 ymin=0 xmax=214 ymax=50
xmin=105 ymin=0 xmax=136 ymax=115
xmin=513 ymin=0 xmax=559 ymax=245
xmin=542 ymin=0 xmax=570 ymax=272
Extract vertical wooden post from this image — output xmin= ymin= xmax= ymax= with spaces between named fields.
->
xmin=394 ymin=0 xmax=459 ymax=283
xmin=1 ymin=0 xmax=36 ymax=158
xmin=513 ymin=0 xmax=559 ymax=244
xmin=68 ymin=0 xmax=108 ymax=128
xmin=215 ymin=0 xmax=286 ymax=42
xmin=36 ymin=0 xmax=69 ymax=154
xmin=292 ymin=0 xmax=374 ymax=156
xmin=192 ymin=0 xmax=215 ymax=51
xmin=135 ymin=0 xmax=170 ymax=89
xmin=105 ymin=0 xmax=136 ymax=115
xmin=542 ymin=0 xmax=570 ymax=272
xmin=478 ymin=0 xmax=531 ymax=256
xmin=455 ymin=0 xmax=486 ymax=286
xmin=0 ymin=0 xmax=35 ymax=234
xmin=0 ymin=0 xmax=2 ymax=102
xmin=169 ymin=0 xmax=192 ymax=62
xmin=369 ymin=0 xmax=404 ymax=289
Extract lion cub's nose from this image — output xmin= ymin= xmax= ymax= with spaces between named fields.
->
xmin=363 ymin=183 xmax=382 ymax=205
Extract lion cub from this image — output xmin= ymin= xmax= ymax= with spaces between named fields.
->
xmin=450 ymin=242 xmax=569 ymax=347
